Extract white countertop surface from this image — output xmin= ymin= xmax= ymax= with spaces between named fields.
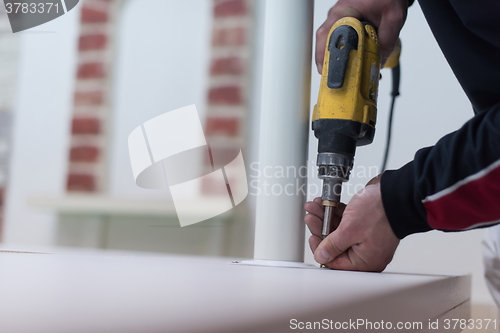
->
xmin=0 ymin=247 xmax=470 ymax=333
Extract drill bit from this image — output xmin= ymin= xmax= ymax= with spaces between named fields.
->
xmin=322 ymin=204 xmax=334 ymax=239
xmin=321 ymin=200 xmax=338 ymax=239
xmin=320 ymin=201 xmax=338 ymax=269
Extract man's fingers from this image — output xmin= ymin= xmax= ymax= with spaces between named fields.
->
xmin=308 ymin=197 xmax=346 ymax=219
xmin=326 ymin=247 xmax=376 ymax=271
xmin=315 ymin=17 xmax=336 ymax=74
xmin=304 ymin=199 xmax=324 ymax=219
xmin=305 ymin=199 xmax=346 ymax=237
xmin=316 ymin=1 xmax=407 ymax=71
xmin=314 ymin=223 xmax=359 ymax=265
xmin=378 ymin=28 xmax=398 ymax=66
xmin=334 ymin=202 xmax=346 ymax=218
xmin=366 ymin=174 xmax=382 ymax=186
xmin=377 ymin=11 xmax=406 ymax=65
xmin=324 ymin=251 xmax=359 ymax=271
xmin=309 ymin=235 xmax=322 ymax=254
xmin=305 ymin=213 xmax=323 ymax=237
xmin=313 ymin=232 xmax=347 ymax=265
xmin=305 ymin=213 xmax=342 ymax=238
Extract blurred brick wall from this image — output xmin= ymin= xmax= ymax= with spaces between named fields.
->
xmin=66 ymin=0 xmax=253 ymax=197
xmin=66 ymin=0 xmax=116 ymax=193
xmin=0 ymin=6 xmax=20 ymax=240
xmin=203 ymin=0 xmax=252 ymax=195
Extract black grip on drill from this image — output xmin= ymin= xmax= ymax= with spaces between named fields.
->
xmin=312 ymin=119 xmax=375 ymax=155
xmin=327 ymin=25 xmax=359 ymax=89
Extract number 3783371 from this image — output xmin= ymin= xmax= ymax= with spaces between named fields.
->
xmin=5 ymin=2 xmax=59 ymax=14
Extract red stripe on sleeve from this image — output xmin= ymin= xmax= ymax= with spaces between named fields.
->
xmin=423 ymin=165 xmax=500 ymax=230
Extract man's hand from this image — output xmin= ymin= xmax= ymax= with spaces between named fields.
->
xmin=316 ymin=0 xmax=409 ymax=73
xmin=304 ymin=177 xmax=399 ymax=272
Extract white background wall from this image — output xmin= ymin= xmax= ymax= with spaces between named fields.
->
xmin=109 ymin=0 xmax=212 ymax=200
xmin=3 ymin=7 xmax=80 ymax=245
xmin=306 ymin=0 xmax=494 ymax=305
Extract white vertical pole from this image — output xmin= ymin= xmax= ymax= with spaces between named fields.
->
xmin=253 ymin=0 xmax=313 ymax=261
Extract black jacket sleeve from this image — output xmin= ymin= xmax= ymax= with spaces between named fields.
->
xmin=381 ymin=0 xmax=500 ymax=238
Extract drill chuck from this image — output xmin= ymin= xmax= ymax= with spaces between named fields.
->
xmin=317 ymin=152 xmax=353 ymax=202
xmin=321 ymin=178 xmax=343 ymax=203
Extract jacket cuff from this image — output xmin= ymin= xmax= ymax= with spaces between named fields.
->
xmin=381 ymin=162 xmax=432 ymax=239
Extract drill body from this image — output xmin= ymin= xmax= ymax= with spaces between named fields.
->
xmin=313 ymin=18 xmax=382 ymax=238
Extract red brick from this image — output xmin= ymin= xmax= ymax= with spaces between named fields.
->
xmin=79 ymin=34 xmax=107 ymax=51
xmin=72 ymin=118 xmax=100 ymax=135
xmin=206 ymin=117 xmax=239 ymax=137
xmin=81 ymin=6 xmax=108 ymax=23
xmin=214 ymin=0 xmax=247 ymax=17
xmin=208 ymin=86 xmax=242 ymax=105
xmin=70 ymin=146 xmax=100 ymax=162
xmin=77 ymin=63 xmax=106 ymax=79
xmin=67 ymin=174 xmax=96 ymax=192
xmin=74 ymin=91 xmax=104 ymax=105
xmin=206 ymin=145 xmax=240 ymax=168
xmin=212 ymin=27 xmax=246 ymax=46
xmin=210 ymin=57 xmax=243 ymax=75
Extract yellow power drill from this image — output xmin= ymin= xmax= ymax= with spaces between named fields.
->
xmin=312 ymin=17 xmax=401 ymax=239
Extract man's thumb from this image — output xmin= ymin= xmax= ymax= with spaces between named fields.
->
xmin=313 ymin=230 xmax=351 ymax=264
